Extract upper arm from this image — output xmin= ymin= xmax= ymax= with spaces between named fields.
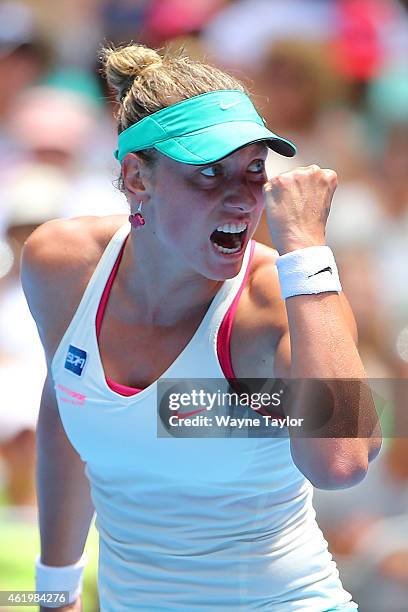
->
xmin=236 ymin=243 xmax=288 ymax=378
xmin=38 ymin=371 xmax=79 ymax=453
xmin=22 ymin=221 xmax=91 ymax=453
xmin=20 ymin=216 xmax=109 ymax=359
xmin=21 ymin=220 xmax=75 ymax=352
xmin=37 ymin=373 xmax=88 ymax=476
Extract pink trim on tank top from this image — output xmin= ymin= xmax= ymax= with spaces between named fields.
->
xmin=96 ymin=239 xmax=256 ymax=397
xmin=216 ymin=240 xmax=256 ymax=380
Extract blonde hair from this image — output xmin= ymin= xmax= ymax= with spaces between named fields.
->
xmin=101 ymin=43 xmax=250 ymax=191
xmin=101 ymin=43 xmax=248 ymax=134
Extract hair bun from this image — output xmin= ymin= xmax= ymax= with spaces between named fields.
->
xmin=102 ymin=44 xmax=163 ymax=101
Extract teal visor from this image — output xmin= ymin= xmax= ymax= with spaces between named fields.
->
xmin=114 ymin=90 xmax=296 ymax=164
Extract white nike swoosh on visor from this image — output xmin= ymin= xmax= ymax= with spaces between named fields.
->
xmin=219 ymin=101 xmax=241 ymax=110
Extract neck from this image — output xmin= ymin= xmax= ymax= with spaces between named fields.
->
xmin=117 ymin=229 xmax=223 ymax=327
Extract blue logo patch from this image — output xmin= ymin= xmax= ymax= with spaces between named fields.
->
xmin=65 ymin=345 xmax=87 ymax=376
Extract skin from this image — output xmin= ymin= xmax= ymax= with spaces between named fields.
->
xmin=119 ymin=143 xmax=270 ymax=301
xmin=21 ymin=143 xmax=382 ymax=611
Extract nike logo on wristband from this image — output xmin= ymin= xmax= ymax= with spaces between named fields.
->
xmin=308 ymin=266 xmax=333 ymax=278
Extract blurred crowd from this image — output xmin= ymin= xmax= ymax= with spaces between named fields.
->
xmin=0 ymin=1 xmax=407 ymax=611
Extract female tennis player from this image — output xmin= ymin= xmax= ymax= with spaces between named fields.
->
xmin=22 ymin=44 xmax=381 ymax=611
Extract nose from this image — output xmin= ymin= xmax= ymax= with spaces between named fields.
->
xmin=223 ymin=183 xmax=257 ymax=214
xmin=223 ymin=199 xmax=254 ymax=213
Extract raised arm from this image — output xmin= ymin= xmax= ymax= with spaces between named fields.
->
xmin=263 ymin=165 xmax=382 ymax=489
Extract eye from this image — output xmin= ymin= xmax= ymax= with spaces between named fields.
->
xmin=200 ymin=164 xmax=222 ymax=177
xmin=247 ymin=159 xmax=265 ymax=173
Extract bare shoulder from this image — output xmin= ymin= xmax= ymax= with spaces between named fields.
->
xmin=21 ymin=214 xmax=127 ymax=356
xmin=22 ymin=216 xmax=114 ymax=271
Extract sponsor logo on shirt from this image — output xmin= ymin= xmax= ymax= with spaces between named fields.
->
xmin=56 ymin=383 xmax=86 ymax=406
xmin=64 ymin=345 xmax=87 ymax=376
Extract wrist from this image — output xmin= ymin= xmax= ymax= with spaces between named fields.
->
xmin=35 ymin=554 xmax=87 ymax=608
xmin=276 ymin=245 xmax=342 ymax=299
xmin=278 ymin=241 xmax=326 ymax=256
xmin=269 ymin=231 xmax=326 ymax=255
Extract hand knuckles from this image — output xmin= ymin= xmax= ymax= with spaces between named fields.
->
xmin=305 ymin=164 xmax=321 ymax=176
xmin=323 ymin=169 xmax=338 ymax=185
xmin=268 ymin=175 xmax=285 ymax=187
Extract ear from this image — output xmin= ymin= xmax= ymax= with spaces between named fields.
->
xmin=122 ymin=153 xmax=153 ymax=203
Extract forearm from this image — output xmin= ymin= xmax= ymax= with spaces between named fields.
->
xmin=37 ymin=381 xmax=94 ymax=566
xmin=285 ymin=292 xmax=381 ymax=488
xmin=36 ymin=388 xmax=94 ymax=612
xmin=37 ymin=439 xmax=94 ymax=566
xmin=286 ymin=292 xmax=363 ymax=378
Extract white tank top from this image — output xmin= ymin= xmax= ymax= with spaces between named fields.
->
xmin=51 ymin=222 xmax=357 ymax=611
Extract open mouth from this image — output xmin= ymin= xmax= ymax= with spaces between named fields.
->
xmin=210 ymin=222 xmax=248 ymax=255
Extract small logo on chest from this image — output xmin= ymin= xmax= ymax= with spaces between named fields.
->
xmin=65 ymin=345 xmax=87 ymax=376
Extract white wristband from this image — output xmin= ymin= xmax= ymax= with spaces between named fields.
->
xmin=35 ymin=554 xmax=87 ymax=607
xmin=276 ymin=246 xmax=342 ymax=299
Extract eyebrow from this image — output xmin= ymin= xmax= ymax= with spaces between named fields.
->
xmin=195 ymin=145 xmax=269 ymax=170
xmin=253 ymin=143 xmax=269 ymax=154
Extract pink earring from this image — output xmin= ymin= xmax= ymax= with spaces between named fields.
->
xmin=129 ymin=200 xmax=145 ymax=229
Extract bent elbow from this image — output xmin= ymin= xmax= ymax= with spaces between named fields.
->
xmin=310 ymin=460 xmax=368 ymax=491
xmin=368 ymin=432 xmax=383 ymax=463
xmin=291 ymin=440 xmax=372 ymax=490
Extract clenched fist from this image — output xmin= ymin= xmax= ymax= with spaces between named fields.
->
xmin=263 ymin=164 xmax=338 ymax=255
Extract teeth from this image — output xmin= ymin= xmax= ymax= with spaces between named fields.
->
xmin=213 ymin=244 xmax=241 ymax=254
xmin=216 ymin=222 xmax=247 ymax=234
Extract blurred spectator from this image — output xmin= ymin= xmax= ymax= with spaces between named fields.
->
xmin=0 ymin=41 xmax=130 ymax=510
xmin=330 ymin=0 xmax=408 ymax=109
xmin=253 ymin=39 xmax=367 ymax=178
xmin=326 ymin=65 xmax=408 ymax=373
xmin=312 ymin=56 xmax=408 ymax=609
xmin=0 ymin=165 xmax=63 ymax=506
xmin=142 ymin=0 xmax=227 ymax=46
xmin=102 ymin=0 xmax=151 ymax=46
xmin=10 ymin=86 xmax=96 ymax=169
xmin=4 ymin=83 xmax=128 ymax=217
xmin=164 ymin=34 xmax=219 ymax=64
xmin=252 ymin=38 xmax=370 ymax=249
xmin=314 ymin=435 xmax=408 ymax=612
xmin=203 ymin=0 xmax=408 ymax=75
xmin=332 ymin=248 xmax=396 ymax=377
xmin=24 ymin=0 xmax=103 ymax=69
xmin=331 ymin=0 xmax=393 ymax=82
xmin=0 ymin=1 xmax=49 ymax=167
xmin=102 ymin=0 xmax=230 ymax=48
xmin=203 ymin=0 xmax=333 ymax=71
xmin=0 ymin=76 xmax=128 ymax=507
